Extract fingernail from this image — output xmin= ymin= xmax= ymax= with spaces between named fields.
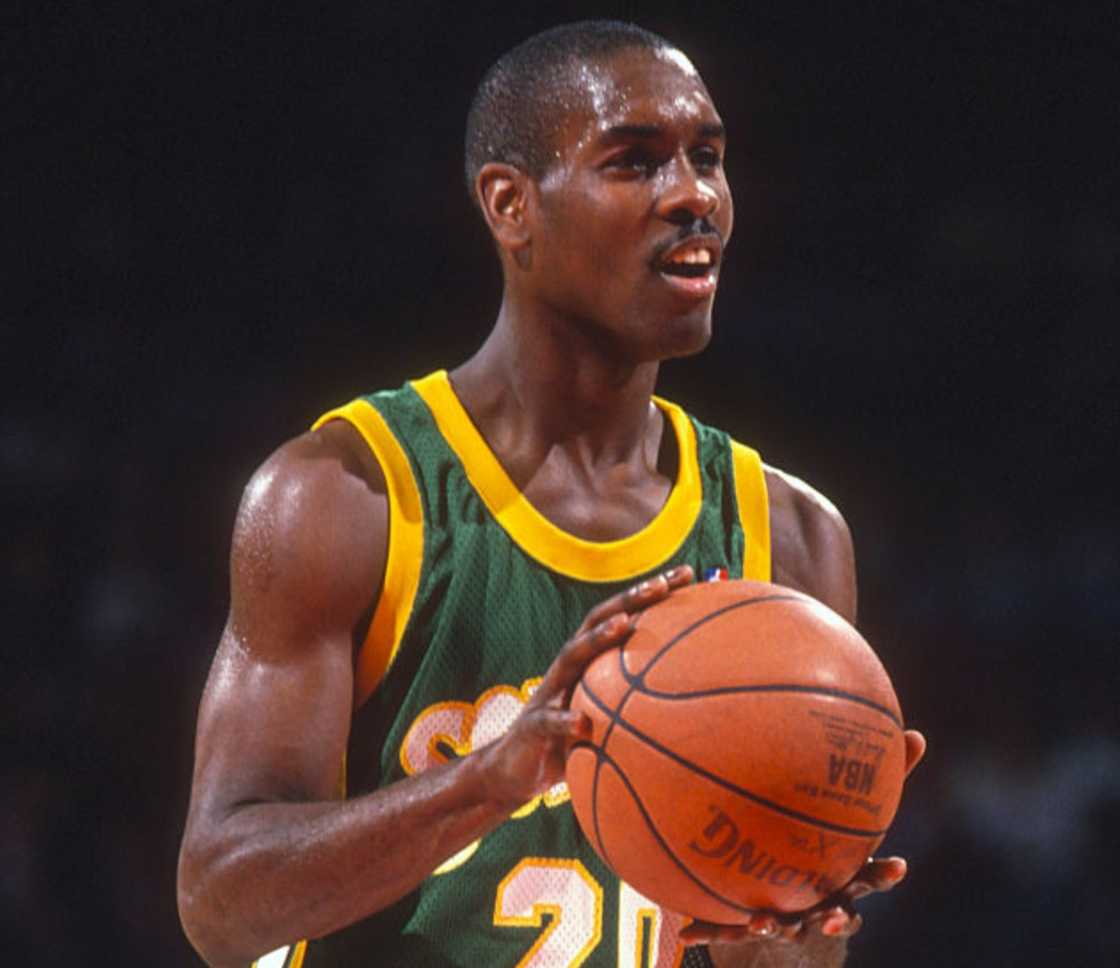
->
xmin=636 ymin=579 xmax=654 ymax=595
xmin=751 ymin=917 xmax=777 ymax=937
xmin=664 ymin=565 xmax=687 ymax=580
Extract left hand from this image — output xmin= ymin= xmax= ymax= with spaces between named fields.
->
xmin=681 ymin=728 xmax=928 ymax=946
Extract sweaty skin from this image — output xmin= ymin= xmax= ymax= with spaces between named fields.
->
xmin=177 ymin=44 xmax=925 ymax=968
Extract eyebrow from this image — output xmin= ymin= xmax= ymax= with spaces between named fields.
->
xmin=600 ymin=121 xmax=726 ymax=143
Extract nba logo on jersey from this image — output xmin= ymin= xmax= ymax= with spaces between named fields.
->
xmin=702 ymin=566 xmax=729 ymax=582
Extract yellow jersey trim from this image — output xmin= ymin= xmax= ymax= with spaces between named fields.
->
xmin=411 ymin=370 xmax=702 ymax=584
xmin=250 ymin=940 xmax=306 ymax=968
xmin=730 ymin=440 xmax=771 ymax=582
xmin=312 ymin=399 xmax=424 ymax=708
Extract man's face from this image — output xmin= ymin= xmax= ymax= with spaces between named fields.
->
xmin=527 ymin=46 xmax=733 ymax=361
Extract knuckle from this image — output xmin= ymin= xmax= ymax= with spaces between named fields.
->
xmin=593 ymin=614 xmax=626 ymax=640
xmin=625 ymin=582 xmax=648 ymax=603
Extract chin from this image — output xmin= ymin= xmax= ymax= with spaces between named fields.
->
xmin=655 ymin=309 xmax=713 ymax=360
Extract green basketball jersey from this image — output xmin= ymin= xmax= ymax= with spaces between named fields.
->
xmin=253 ymin=370 xmax=770 ymax=968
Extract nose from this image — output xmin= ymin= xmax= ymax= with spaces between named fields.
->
xmin=655 ymin=154 xmax=720 ymax=223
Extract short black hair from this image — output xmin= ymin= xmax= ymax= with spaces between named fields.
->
xmin=464 ymin=20 xmax=674 ymax=203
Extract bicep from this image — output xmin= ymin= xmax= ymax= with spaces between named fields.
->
xmin=190 ymin=624 xmax=355 ymax=820
xmin=186 ymin=433 xmax=388 ymax=825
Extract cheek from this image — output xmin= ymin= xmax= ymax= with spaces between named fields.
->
xmin=718 ymin=182 xmax=734 ymax=242
xmin=582 ymin=223 xmax=630 ymax=275
xmin=578 ymin=207 xmax=645 ymax=274
xmin=554 ymin=217 xmax=634 ymax=289
xmin=534 ymin=192 xmax=649 ymax=307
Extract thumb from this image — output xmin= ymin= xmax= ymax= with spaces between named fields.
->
xmin=903 ymin=729 xmax=927 ymax=776
xmin=525 ymin=706 xmax=592 ymax=742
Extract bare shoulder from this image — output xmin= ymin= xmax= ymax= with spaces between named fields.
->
xmin=764 ymin=464 xmax=856 ymax=623
xmin=182 ymin=419 xmax=389 ymax=854
xmin=228 ymin=419 xmax=389 ymax=659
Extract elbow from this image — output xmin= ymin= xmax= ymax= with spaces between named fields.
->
xmin=177 ymin=834 xmax=255 ymax=968
xmin=176 ymin=882 xmax=223 ymax=968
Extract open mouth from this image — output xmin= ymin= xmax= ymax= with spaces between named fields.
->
xmin=655 ymin=237 xmax=721 ymax=276
xmin=654 ymin=237 xmax=721 ymax=297
xmin=659 ymin=249 xmax=715 ymax=278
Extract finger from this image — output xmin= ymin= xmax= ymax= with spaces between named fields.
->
xmin=523 ymin=706 xmax=592 ymax=742
xmin=774 ymin=915 xmax=806 ymax=942
xmin=903 ymin=729 xmax=927 ymax=776
xmin=535 ymin=612 xmax=633 ymax=702
xmin=663 ymin=563 xmax=694 ymax=589
xmin=842 ymin=856 xmax=907 ymax=900
xmin=816 ymin=908 xmax=862 ymax=938
xmin=577 ymin=564 xmax=694 ymax=633
xmin=679 ymin=913 xmax=784 ymax=945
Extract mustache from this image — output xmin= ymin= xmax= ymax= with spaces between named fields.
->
xmin=650 ymin=219 xmax=724 ymax=263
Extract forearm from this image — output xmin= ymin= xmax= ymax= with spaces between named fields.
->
xmin=179 ymin=752 xmax=511 ymax=967
xmin=709 ymin=935 xmax=847 ymax=968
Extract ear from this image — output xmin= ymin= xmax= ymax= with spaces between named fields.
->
xmin=476 ymin=162 xmax=533 ymax=259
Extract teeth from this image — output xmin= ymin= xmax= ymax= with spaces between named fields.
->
xmin=669 ymin=248 xmax=712 ymax=265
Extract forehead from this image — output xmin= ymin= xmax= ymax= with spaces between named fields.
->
xmin=568 ymin=46 xmax=720 ymax=135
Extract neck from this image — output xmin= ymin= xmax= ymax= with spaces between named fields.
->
xmin=451 ymin=295 xmax=663 ymax=472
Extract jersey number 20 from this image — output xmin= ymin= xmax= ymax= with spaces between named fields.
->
xmin=494 ymin=858 xmax=687 ymax=968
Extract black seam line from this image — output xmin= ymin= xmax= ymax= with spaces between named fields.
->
xmin=569 ymin=740 xmax=759 ymax=917
xmin=605 ymin=594 xmax=803 ymax=750
xmin=634 ymin=684 xmax=903 ymax=729
xmin=587 ymin=691 xmax=607 ymax=864
xmin=580 ymin=678 xmax=888 ymax=838
xmin=571 ymin=738 xmax=614 ymax=872
xmin=592 ymin=756 xmax=606 ymax=863
xmin=634 ymin=595 xmax=807 ymax=682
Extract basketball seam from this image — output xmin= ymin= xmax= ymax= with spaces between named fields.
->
xmin=576 ymin=741 xmax=759 ymax=919
xmin=607 ymin=594 xmax=802 ymax=750
xmin=632 ymin=683 xmax=902 ymax=729
xmin=577 ymin=681 xmax=610 ymax=865
xmin=567 ymin=739 xmax=609 ymax=863
xmin=580 ymin=678 xmax=890 ymax=838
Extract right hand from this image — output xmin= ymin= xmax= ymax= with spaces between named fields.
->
xmin=477 ymin=564 xmax=695 ymax=808
xmin=686 ymin=730 xmax=928 ymax=952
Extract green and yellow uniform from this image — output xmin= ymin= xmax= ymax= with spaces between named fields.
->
xmin=254 ymin=370 xmax=770 ymax=968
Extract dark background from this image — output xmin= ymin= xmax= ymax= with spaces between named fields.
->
xmin=4 ymin=1 xmax=1118 ymax=964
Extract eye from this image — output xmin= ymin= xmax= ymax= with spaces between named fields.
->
xmin=691 ymin=146 xmax=722 ymax=172
xmin=607 ymin=147 xmax=660 ymax=177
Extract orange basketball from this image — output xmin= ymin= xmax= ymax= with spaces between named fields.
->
xmin=565 ymin=579 xmax=908 ymax=921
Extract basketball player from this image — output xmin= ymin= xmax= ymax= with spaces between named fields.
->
xmin=178 ymin=21 xmax=925 ymax=968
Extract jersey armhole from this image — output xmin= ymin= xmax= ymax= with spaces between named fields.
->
xmin=730 ymin=440 xmax=771 ymax=582
xmin=312 ymin=399 xmax=424 ymax=708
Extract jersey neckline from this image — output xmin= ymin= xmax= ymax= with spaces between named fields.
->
xmin=410 ymin=370 xmax=702 ymax=583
